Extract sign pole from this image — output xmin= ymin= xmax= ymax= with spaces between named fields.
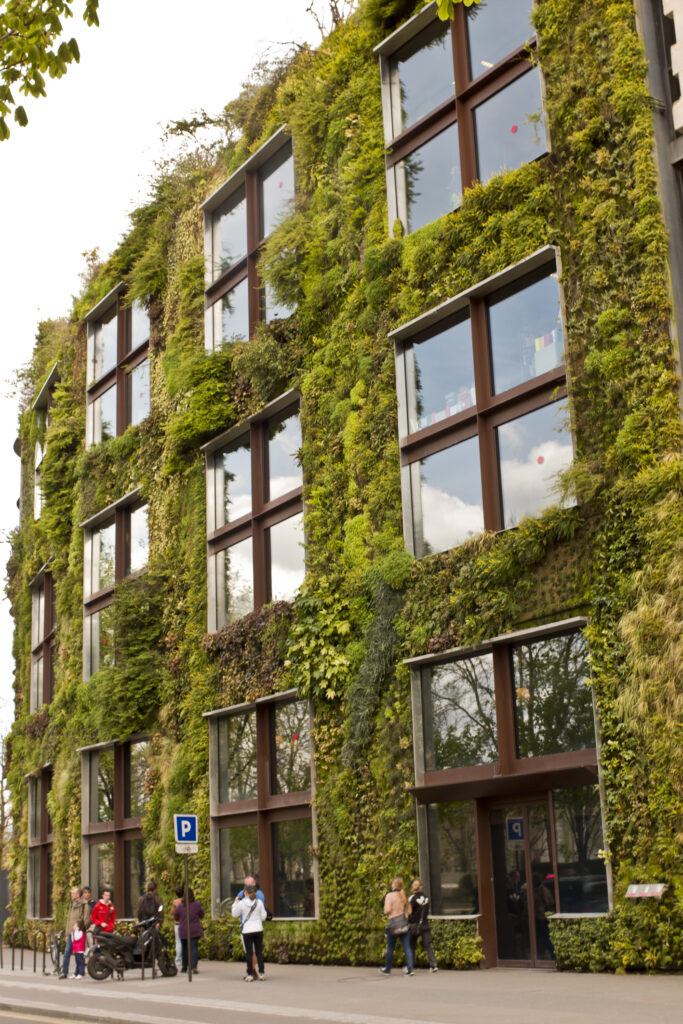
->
xmin=184 ymin=852 xmax=192 ymax=983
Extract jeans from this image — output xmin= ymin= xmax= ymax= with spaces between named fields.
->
xmin=384 ymin=927 xmax=414 ymax=973
xmin=410 ymin=929 xmax=437 ymax=969
xmin=243 ymin=931 xmax=264 ymax=977
xmin=181 ymin=937 xmax=199 ymax=971
xmin=174 ymin=923 xmax=182 ymax=967
xmin=61 ymin=935 xmax=73 ymax=976
xmin=73 ymin=952 xmax=85 ymax=977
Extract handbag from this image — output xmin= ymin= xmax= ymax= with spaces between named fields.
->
xmin=387 ymin=913 xmax=409 ymax=935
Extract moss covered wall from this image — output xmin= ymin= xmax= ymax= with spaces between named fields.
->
xmin=6 ymin=0 xmax=683 ymax=971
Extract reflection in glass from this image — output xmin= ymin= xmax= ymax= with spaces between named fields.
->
xmin=267 ymin=412 xmax=302 ymax=502
xmin=272 ymin=702 xmax=310 ymax=794
xmin=89 ymin=384 xmax=118 ymax=445
xmin=390 ymin=20 xmax=453 ymax=135
xmin=426 ymin=801 xmax=479 ymax=915
xmin=127 ymin=358 xmax=150 ymax=426
xmin=92 ymin=521 xmax=116 ymax=594
xmin=217 ymin=711 xmax=257 ymax=803
xmin=218 ymin=825 xmax=259 ymax=903
xmin=489 ymin=271 xmax=563 ymax=394
xmin=272 ymin=818 xmax=313 ymax=917
xmin=490 ymin=804 xmax=530 ymax=960
xmin=99 ymin=604 xmax=115 ymax=670
xmin=124 ymin=838 xmax=145 ymax=918
xmin=126 ymin=741 xmax=151 ymax=818
xmin=422 ymin=654 xmax=497 ymax=770
xmin=399 ymin=122 xmax=461 ymax=233
xmin=217 ymin=538 xmax=254 ymax=626
xmin=34 ymin=441 xmax=43 ymax=519
xmin=513 ymin=631 xmax=594 ymax=759
xmin=474 ymin=67 xmax=546 ymax=185
xmin=467 ymin=0 xmax=533 ymax=79
xmin=95 ymin=748 xmax=115 ymax=823
xmin=260 ymin=151 xmax=295 ymax=240
xmin=553 ymin=786 xmax=608 ymax=913
xmin=212 ymin=187 xmax=247 ymax=279
xmin=410 ymin=437 xmax=484 ymax=556
xmin=215 ymin=441 xmax=252 ymax=529
xmin=405 ymin=314 xmax=474 ymax=435
xmin=89 ymin=841 xmax=114 ymax=898
xmin=28 ymin=777 xmax=41 ymax=841
xmin=497 ymin=400 xmax=572 ymax=528
xmin=127 ymin=505 xmax=149 ymax=575
xmin=27 ymin=850 xmax=40 ymax=918
xmin=265 ymin=280 xmax=295 ymax=323
xmin=32 ymin=584 xmax=45 ymax=647
xmin=129 ymin=302 xmax=150 ymax=351
xmin=30 ymin=655 xmax=43 ymax=712
xmin=91 ymin=306 xmax=117 ymax=382
xmin=268 ymin=513 xmax=305 ymax=602
xmin=213 ymin=278 xmax=250 ymax=345
xmin=528 ymin=803 xmax=556 ymax=960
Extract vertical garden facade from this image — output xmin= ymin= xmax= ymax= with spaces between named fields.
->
xmin=7 ymin=0 xmax=683 ymax=971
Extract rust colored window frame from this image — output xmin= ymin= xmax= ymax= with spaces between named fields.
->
xmin=30 ymin=570 xmax=56 ymax=711
xmin=85 ymin=286 xmax=151 ymax=446
xmin=206 ymin=692 xmax=314 ymax=917
xmin=201 ymin=129 xmax=294 ymax=350
xmin=391 ymin=246 xmax=570 ymax=549
xmin=26 ymin=765 xmax=54 ymax=919
xmin=80 ymin=738 xmax=149 ymax=917
xmin=203 ymin=394 xmax=304 ymax=631
xmin=376 ymin=3 xmax=542 ymax=235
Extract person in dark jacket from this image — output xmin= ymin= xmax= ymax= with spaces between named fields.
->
xmin=408 ymin=879 xmax=438 ymax=972
xmin=137 ymin=880 xmax=162 ymax=922
xmin=173 ymin=888 xmax=204 ymax=972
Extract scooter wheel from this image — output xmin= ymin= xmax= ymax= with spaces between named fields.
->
xmin=87 ymin=954 xmax=113 ymax=981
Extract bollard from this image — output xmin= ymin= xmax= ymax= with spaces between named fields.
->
xmin=33 ymin=929 xmax=48 ymax=974
xmin=11 ymin=930 xmax=25 ymax=971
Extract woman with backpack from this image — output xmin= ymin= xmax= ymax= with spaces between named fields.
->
xmin=379 ymin=876 xmax=414 ymax=976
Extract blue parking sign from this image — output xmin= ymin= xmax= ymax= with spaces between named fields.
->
xmin=174 ymin=814 xmax=198 ymax=843
xmin=506 ymin=818 xmax=524 ymax=842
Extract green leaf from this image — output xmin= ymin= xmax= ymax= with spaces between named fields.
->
xmin=14 ymin=105 xmax=28 ymax=126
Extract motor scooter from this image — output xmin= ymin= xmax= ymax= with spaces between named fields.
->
xmin=87 ymin=906 xmax=177 ymax=980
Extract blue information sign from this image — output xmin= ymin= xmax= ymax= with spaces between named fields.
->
xmin=174 ymin=814 xmax=198 ymax=844
xmin=506 ymin=818 xmax=524 ymax=842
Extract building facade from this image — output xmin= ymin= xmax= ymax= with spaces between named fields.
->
xmin=7 ymin=0 xmax=683 ymax=971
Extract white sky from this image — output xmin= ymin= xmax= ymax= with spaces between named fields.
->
xmin=0 ymin=0 xmax=328 ymax=736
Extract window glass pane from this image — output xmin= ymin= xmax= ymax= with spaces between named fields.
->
xmin=215 ymin=441 xmax=252 ymax=528
xmin=427 ymin=801 xmax=479 ymax=915
xmin=212 ymin=278 xmax=250 ymax=344
xmin=405 ymin=315 xmax=474 ymax=435
xmin=410 ymin=437 xmax=484 ymax=556
xmin=30 ymin=656 xmax=43 ymax=713
xmin=46 ymin=851 xmax=53 ymax=918
xmin=217 ymin=711 xmax=257 ymax=803
xmin=260 ymin=151 xmax=295 ymax=240
xmin=267 ymin=412 xmax=302 ymax=502
xmin=272 ymin=818 xmax=313 ymax=918
xmin=126 ymin=741 xmax=151 ymax=818
xmin=124 ymin=838 xmax=145 ymax=918
xmin=93 ymin=521 xmax=116 ymax=593
xmin=127 ymin=505 xmax=149 ymax=575
xmin=422 ymin=654 xmax=497 ymax=770
xmin=268 ymin=512 xmax=305 ymax=603
xmin=390 ymin=20 xmax=453 ymax=135
xmin=467 ymin=0 xmax=534 ymax=79
xmin=265 ymin=280 xmax=295 ymax=323
xmin=127 ymin=358 xmax=150 ymax=427
xmin=513 ymin=632 xmax=594 ymax=759
xmin=91 ymin=306 xmax=117 ymax=382
xmin=32 ymin=584 xmax=45 ymax=647
xmin=27 ymin=850 xmax=40 ymax=918
xmin=100 ymin=604 xmax=115 ymax=669
xmin=91 ymin=383 xmax=118 ymax=444
xmin=474 ymin=66 xmax=546 ymax=185
xmin=218 ymin=824 xmax=259 ymax=905
xmin=399 ymin=122 xmax=462 ymax=233
xmin=129 ymin=302 xmax=150 ymax=351
xmin=219 ymin=537 xmax=254 ymax=625
xmin=272 ymin=701 xmax=310 ymax=794
xmin=96 ymin=748 xmax=115 ymax=823
xmin=497 ymin=400 xmax=572 ymax=528
xmin=553 ymin=786 xmax=609 ymax=913
xmin=488 ymin=271 xmax=564 ymax=394
xmin=212 ymin=188 xmax=247 ymax=280
xmin=89 ymin=841 xmax=114 ymax=899
xmin=28 ymin=777 xmax=41 ymax=841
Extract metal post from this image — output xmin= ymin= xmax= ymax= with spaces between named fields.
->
xmin=184 ymin=853 xmax=192 ymax=982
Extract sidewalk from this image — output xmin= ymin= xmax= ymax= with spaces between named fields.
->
xmin=0 ymin=956 xmax=680 ymax=1024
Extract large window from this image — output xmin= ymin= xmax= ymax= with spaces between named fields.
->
xmin=201 ymin=128 xmax=295 ymax=350
xmin=30 ymin=362 xmax=59 ymax=521
xmin=27 ymin=767 xmax=54 ymax=919
xmin=85 ymin=286 xmax=151 ymax=447
xmin=207 ymin=693 xmax=316 ymax=919
xmin=81 ymin=739 xmax=151 ymax=917
xmin=204 ymin=393 xmax=305 ymax=631
xmin=82 ymin=492 xmax=149 ymax=680
xmin=392 ymin=249 xmax=571 ymax=556
xmin=30 ymin=570 xmax=55 ymax=712
xmin=376 ymin=0 xmax=546 ymax=234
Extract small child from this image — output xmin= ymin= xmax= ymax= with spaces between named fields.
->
xmin=71 ymin=919 xmax=86 ymax=979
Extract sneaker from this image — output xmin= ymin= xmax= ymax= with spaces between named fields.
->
xmin=73 ymin=975 xmax=82 ymax=980
xmin=405 ymin=970 xmax=414 ymax=976
xmin=429 ymin=966 xmax=438 ymax=973
xmin=257 ymin=972 xmax=266 ymax=980
xmin=402 ymin=966 xmax=410 ymax=974
xmin=58 ymin=973 xmax=67 ymax=980
xmin=379 ymin=967 xmax=390 ymax=975
xmin=244 ymin=974 xmax=255 ymax=982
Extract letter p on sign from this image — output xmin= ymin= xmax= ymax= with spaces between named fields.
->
xmin=174 ymin=814 xmax=198 ymax=844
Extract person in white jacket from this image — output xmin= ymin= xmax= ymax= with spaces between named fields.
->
xmin=232 ymin=884 xmax=268 ymax=981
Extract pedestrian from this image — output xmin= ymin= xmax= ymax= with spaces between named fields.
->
xmin=90 ymin=888 xmax=116 ymax=934
xmin=59 ymin=887 xmax=90 ymax=979
xmin=173 ymin=888 xmax=204 ymax=973
xmin=171 ymin=885 xmax=184 ymax=968
xmin=137 ymin=880 xmax=162 ymax=922
xmin=232 ymin=882 xmax=267 ymax=982
xmin=82 ymin=886 xmax=96 ymax=917
xmin=408 ymin=879 xmax=438 ymax=972
xmin=70 ymin=919 xmax=86 ymax=979
xmin=234 ymin=874 xmax=266 ymax=976
xmin=379 ymin=876 xmax=414 ymax=976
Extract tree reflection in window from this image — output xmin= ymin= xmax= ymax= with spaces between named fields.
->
xmin=513 ymin=632 xmax=594 ymax=759
xmin=218 ymin=712 xmax=257 ymax=803
xmin=272 ymin=702 xmax=311 ymax=794
xmin=552 ymin=785 xmax=608 ymax=913
xmin=423 ymin=654 xmax=497 ymax=770
xmin=126 ymin=741 xmax=151 ymax=819
xmin=97 ymin=749 xmax=115 ymax=823
xmin=426 ymin=800 xmax=479 ymax=915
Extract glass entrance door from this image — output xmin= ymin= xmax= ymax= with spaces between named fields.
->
xmin=489 ymin=801 xmax=556 ymax=965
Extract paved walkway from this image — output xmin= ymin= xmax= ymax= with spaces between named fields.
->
xmin=0 ymin=958 xmax=680 ymax=1024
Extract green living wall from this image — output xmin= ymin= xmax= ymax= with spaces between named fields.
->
xmin=6 ymin=0 xmax=682 ymax=972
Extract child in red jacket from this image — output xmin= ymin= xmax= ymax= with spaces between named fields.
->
xmin=71 ymin=919 xmax=86 ymax=979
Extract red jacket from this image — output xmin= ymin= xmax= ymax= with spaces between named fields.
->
xmin=90 ymin=899 xmax=116 ymax=932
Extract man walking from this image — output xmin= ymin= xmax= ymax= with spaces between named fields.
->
xmin=234 ymin=875 xmax=267 ymax=977
xmin=59 ymin=887 xmax=90 ymax=979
